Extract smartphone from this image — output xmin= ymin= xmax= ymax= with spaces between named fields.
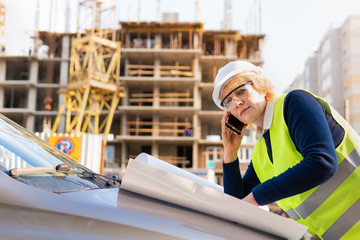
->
xmin=225 ymin=114 xmax=245 ymax=135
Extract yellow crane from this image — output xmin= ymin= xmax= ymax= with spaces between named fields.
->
xmin=52 ymin=0 xmax=124 ymax=148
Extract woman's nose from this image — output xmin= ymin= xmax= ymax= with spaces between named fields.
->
xmin=232 ymin=97 xmax=243 ymax=105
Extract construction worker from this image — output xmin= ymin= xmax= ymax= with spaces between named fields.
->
xmin=212 ymin=60 xmax=360 ymax=239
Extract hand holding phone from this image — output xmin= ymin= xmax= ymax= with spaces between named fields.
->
xmin=225 ymin=114 xmax=245 ymax=135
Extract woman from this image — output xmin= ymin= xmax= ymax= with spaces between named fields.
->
xmin=212 ymin=60 xmax=360 ymax=239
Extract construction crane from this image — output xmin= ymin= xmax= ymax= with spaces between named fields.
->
xmin=52 ymin=0 xmax=124 ymax=147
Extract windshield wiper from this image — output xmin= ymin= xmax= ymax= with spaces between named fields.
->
xmin=9 ymin=164 xmax=122 ymax=186
xmin=9 ymin=164 xmax=71 ymax=177
xmin=69 ymin=165 xmax=122 ymax=186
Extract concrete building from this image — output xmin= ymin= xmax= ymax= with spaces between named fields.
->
xmin=318 ymin=27 xmax=342 ymax=115
xmin=0 ymin=21 xmax=264 ymax=182
xmin=289 ymin=16 xmax=360 ymax=133
xmin=341 ymin=16 xmax=360 ymax=132
xmin=112 ymin=21 xmax=264 ymax=182
xmin=0 ymin=32 xmax=71 ymax=133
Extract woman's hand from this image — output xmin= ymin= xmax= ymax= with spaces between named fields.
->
xmin=221 ymin=112 xmax=247 ymax=163
xmin=242 ymin=192 xmax=259 ymax=207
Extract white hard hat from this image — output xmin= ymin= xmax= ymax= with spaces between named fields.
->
xmin=212 ymin=60 xmax=264 ymax=110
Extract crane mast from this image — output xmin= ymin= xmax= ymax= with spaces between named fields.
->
xmin=52 ymin=0 xmax=124 ymax=147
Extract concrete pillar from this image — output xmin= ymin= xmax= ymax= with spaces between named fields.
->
xmin=29 ymin=60 xmax=38 ymax=84
xmin=28 ymin=87 xmax=36 ymax=112
xmin=154 ymin=34 xmax=161 ymax=49
xmin=121 ymin=113 xmax=127 ymax=136
xmin=154 ymin=57 xmax=160 ymax=78
xmin=193 ymin=55 xmax=200 ymax=79
xmin=60 ymin=36 xmax=70 ymax=85
xmin=192 ymin=113 xmax=199 ymax=138
xmin=28 ymin=59 xmax=38 ymax=108
xmin=54 ymin=36 xmax=71 ymax=133
xmin=194 ymin=33 xmax=199 ymax=49
xmin=192 ymin=141 xmax=199 ymax=168
xmin=154 ymin=84 xmax=160 ymax=107
xmin=258 ymin=38 xmax=264 ymax=58
xmin=124 ymin=57 xmax=129 ymax=76
xmin=0 ymin=87 xmax=3 ymax=108
xmin=0 ymin=60 xmax=6 ymax=108
xmin=196 ymin=56 xmax=201 ymax=79
xmin=193 ymin=83 xmax=200 ymax=109
xmin=54 ymin=36 xmax=70 ymax=133
xmin=153 ymin=114 xmax=159 ymax=137
xmin=226 ymin=40 xmax=234 ymax=56
xmin=152 ymin=142 xmax=159 ymax=158
xmin=28 ymin=59 xmax=38 ymax=132
xmin=26 ymin=114 xmax=35 ymax=133
xmin=0 ymin=60 xmax=6 ymax=82
xmin=61 ymin=36 xmax=70 ymax=59
xmin=123 ymin=85 xmax=129 ymax=106
xmin=125 ymin=33 xmax=131 ymax=48
xmin=121 ymin=141 xmax=127 ymax=169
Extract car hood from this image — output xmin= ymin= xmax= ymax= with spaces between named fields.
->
xmin=0 ymin=171 xmax=222 ymax=239
xmin=0 ymin=171 xmax=279 ymax=240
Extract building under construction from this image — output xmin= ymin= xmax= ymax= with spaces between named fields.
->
xmin=112 ymin=21 xmax=264 ymax=181
xmin=0 ymin=3 xmax=264 ymax=182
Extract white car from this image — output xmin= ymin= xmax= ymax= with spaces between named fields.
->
xmin=0 ymin=114 xmax=283 ymax=240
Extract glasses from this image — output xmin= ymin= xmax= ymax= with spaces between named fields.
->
xmin=220 ymin=82 xmax=253 ymax=111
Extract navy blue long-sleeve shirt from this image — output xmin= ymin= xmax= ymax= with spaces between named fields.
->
xmin=223 ymin=90 xmax=343 ymax=206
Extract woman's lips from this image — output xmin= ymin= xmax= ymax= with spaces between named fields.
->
xmin=240 ymin=106 xmax=250 ymax=116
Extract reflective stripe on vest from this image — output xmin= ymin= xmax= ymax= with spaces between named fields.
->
xmin=322 ymin=199 xmax=360 ymax=240
xmin=286 ymin=144 xmax=360 ymax=240
xmin=286 ymin=144 xmax=360 ymax=220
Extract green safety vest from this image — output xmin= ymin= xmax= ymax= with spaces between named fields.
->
xmin=252 ymin=90 xmax=360 ymax=239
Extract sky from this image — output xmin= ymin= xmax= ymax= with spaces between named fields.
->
xmin=2 ymin=0 xmax=360 ymax=92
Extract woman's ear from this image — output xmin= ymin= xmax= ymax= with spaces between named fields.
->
xmin=264 ymin=94 xmax=269 ymax=101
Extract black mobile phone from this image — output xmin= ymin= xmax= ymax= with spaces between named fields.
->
xmin=225 ymin=114 xmax=245 ymax=135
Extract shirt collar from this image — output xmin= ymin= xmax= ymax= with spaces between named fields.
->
xmin=255 ymin=99 xmax=275 ymax=141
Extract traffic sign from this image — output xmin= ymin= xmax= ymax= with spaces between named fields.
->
xmin=55 ymin=137 xmax=74 ymax=154
xmin=49 ymin=135 xmax=82 ymax=161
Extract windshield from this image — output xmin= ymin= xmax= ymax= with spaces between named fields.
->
xmin=0 ymin=114 xmax=116 ymax=193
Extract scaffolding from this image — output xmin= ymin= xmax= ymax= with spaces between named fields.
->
xmin=52 ymin=0 xmax=124 ymax=146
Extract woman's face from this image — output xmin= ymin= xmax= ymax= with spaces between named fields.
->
xmin=221 ymin=79 xmax=267 ymax=126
